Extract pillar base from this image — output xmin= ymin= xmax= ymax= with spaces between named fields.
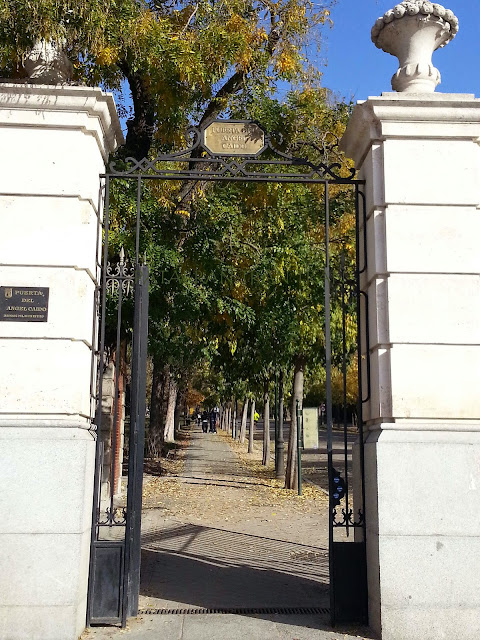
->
xmin=0 ymin=425 xmax=95 ymax=640
xmin=365 ymin=427 xmax=480 ymax=640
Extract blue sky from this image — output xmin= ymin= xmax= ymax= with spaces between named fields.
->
xmin=321 ymin=0 xmax=480 ymax=101
xmin=118 ymin=1 xmax=478 ymax=133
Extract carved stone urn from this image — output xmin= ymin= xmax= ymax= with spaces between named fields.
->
xmin=371 ymin=2 xmax=459 ymax=93
xmin=23 ymin=39 xmax=73 ymax=84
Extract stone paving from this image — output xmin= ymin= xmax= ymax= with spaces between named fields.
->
xmin=84 ymin=428 xmax=371 ymax=640
xmin=83 ymin=613 xmax=373 ymax=640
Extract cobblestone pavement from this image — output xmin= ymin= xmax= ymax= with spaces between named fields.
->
xmin=84 ymin=428 xmax=372 ymax=640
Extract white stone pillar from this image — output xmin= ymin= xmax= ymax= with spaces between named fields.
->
xmin=341 ymin=93 xmax=480 ymax=640
xmin=0 ymin=84 xmax=123 ymax=640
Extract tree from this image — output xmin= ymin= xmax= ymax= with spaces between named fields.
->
xmin=239 ymin=398 xmax=249 ymax=444
xmin=248 ymin=400 xmax=256 ymax=454
xmin=285 ymin=355 xmax=305 ymax=489
xmin=262 ymin=382 xmax=270 ymax=466
xmin=1 ymin=3 xmax=361 ymax=468
xmin=0 ymin=0 xmax=336 ymax=158
xmin=164 ymin=369 xmax=178 ymax=442
xmin=146 ymin=85 xmax=355 ymax=472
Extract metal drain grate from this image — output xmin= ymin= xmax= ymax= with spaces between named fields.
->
xmin=139 ymin=606 xmax=330 ymax=616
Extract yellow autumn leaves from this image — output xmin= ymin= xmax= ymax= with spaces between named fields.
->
xmin=95 ymin=45 xmax=118 ymax=66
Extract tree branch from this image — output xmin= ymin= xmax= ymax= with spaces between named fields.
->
xmin=180 ymin=4 xmax=199 ymax=35
xmin=118 ymin=59 xmax=156 ymax=159
xmin=175 ymin=16 xmax=282 ymax=210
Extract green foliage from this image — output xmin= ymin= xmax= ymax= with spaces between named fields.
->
xmin=0 ymin=1 xmax=359 ymax=408
xmin=121 ymin=88 xmax=358 ymax=406
xmin=0 ymin=0 xmax=336 ymax=141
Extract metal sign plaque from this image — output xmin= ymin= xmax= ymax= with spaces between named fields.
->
xmin=203 ymin=121 xmax=265 ymax=155
xmin=302 ymin=407 xmax=320 ymax=450
xmin=0 ymin=286 xmax=49 ymax=322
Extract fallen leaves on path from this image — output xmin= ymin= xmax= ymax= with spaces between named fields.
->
xmin=142 ymin=427 xmax=329 ymax=547
xmin=219 ymin=429 xmax=328 ymax=505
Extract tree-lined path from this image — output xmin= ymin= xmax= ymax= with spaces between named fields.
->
xmin=85 ymin=425 xmax=371 ymax=639
xmin=140 ymin=426 xmax=330 ymax=611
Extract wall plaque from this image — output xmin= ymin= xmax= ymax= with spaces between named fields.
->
xmin=0 ymin=286 xmax=49 ymax=322
xmin=203 ymin=121 xmax=265 ymax=155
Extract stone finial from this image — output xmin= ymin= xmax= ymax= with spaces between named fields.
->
xmin=23 ymin=40 xmax=73 ymax=84
xmin=371 ymin=2 xmax=459 ymax=93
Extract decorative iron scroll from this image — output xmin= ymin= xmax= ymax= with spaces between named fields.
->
xmin=98 ymin=506 xmax=127 ymax=527
xmin=332 ymin=506 xmax=364 ymax=528
xmin=331 ymin=467 xmax=364 ymax=529
xmin=106 ymin=249 xmax=134 ymax=297
xmin=107 ymin=125 xmax=358 ymax=183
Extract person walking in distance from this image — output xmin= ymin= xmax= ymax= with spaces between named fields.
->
xmin=209 ymin=409 xmax=217 ymax=433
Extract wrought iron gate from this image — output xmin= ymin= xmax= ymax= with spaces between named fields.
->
xmin=86 ymin=120 xmax=368 ymax=628
xmin=325 ymin=186 xmax=368 ymax=625
xmin=86 ymin=184 xmax=149 ymax=627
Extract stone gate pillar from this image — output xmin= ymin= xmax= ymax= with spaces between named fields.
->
xmin=341 ymin=92 xmax=480 ymax=640
xmin=340 ymin=5 xmax=480 ymax=638
xmin=0 ymin=83 xmax=123 ymax=639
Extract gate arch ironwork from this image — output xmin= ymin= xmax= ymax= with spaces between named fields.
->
xmin=87 ymin=119 xmax=369 ymax=628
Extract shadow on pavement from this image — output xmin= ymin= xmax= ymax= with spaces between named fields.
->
xmin=140 ymin=523 xmax=331 ymax=629
xmin=174 ymin=474 xmax=281 ymax=489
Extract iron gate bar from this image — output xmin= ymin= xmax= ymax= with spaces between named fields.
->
xmin=324 ymin=181 xmax=336 ymax=622
xmin=104 ymin=174 xmax=360 ymax=185
xmin=326 ymin=181 xmax=368 ymax=627
xmin=89 ymin=182 xmax=104 ymax=431
xmin=340 ymin=251 xmax=349 ymax=539
xmin=135 ymin=177 xmax=142 ymax=262
xmin=90 ymin=175 xmax=110 ymax=541
xmin=123 ymin=265 xmax=149 ymax=623
xmin=356 ymin=187 xmax=368 ymax=544
xmin=356 ymin=187 xmax=371 ymax=405
xmin=274 ymin=371 xmax=278 ymax=475
xmin=87 ymin=175 xmax=115 ymax=625
xmin=358 ymin=190 xmax=368 ymax=276
xmin=359 ymin=293 xmax=371 ymax=404
xmin=109 ymin=258 xmax=125 ymax=524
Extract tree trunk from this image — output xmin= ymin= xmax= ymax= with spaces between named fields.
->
xmin=118 ymin=61 xmax=155 ymax=160
xmin=240 ymin=397 xmax=248 ymax=444
xmin=276 ymin=369 xmax=285 ymax=478
xmin=221 ymin=405 xmax=226 ymax=430
xmin=149 ymin=360 xmax=165 ymax=434
xmin=226 ymin=404 xmax=231 ymax=434
xmin=147 ymin=360 xmax=165 ymax=458
xmin=112 ymin=344 xmax=126 ymax=495
xmin=248 ymin=400 xmax=255 ymax=453
xmin=174 ymin=388 xmax=183 ymax=439
xmin=262 ymin=384 xmax=270 ymax=466
xmin=147 ymin=359 xmax=167 ymax=457
xmin=232 ymin=399 xmax=237 ymax=439
xmin=164 ymin=374 xmax=178 ymax=443
xmin=285 ymin=356 xmax=305 ymax=489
